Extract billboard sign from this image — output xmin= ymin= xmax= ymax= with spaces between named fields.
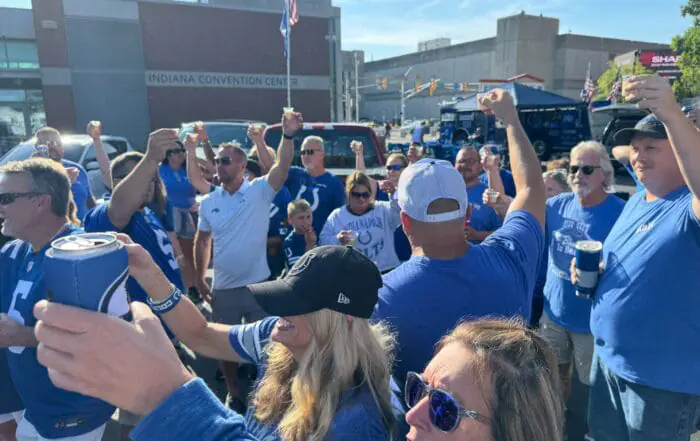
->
xmin=638 ymin=50 xmax=681 ymax=82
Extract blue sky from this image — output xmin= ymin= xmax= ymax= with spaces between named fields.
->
xmin=2 ymin=0 xmax=693 ymax=61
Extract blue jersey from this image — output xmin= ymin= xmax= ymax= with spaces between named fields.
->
xmin=283 ymin=231 xmax=307 ymax=268
xmin=159 ymin=164 xmax=196 ymax=210
xmin=543 ymin=193 xmax=625 ymax=332
xmin=591 ymin=186 xmax=700 ymax=395
xmin=0 ymin=226 xmax=115 ymax=438
xmin=268 ymin=187 xmax=292 ymax=238
xmin=375 ymin=188 xmax=410 ymax=261
xmin=61 ymin=159 xmax=92 ymax=221
xmin=83 ymin=202 xmax=183 ymax=303
xmin=466 ymin=182 xmax=502 ymax=238
xmin=0 ymin=349 xmax=23 ymax=415
xmin=479 ymin=169 xmax=516 ymax=198
xmin=285 ymin=167 xmax=345 ymax=235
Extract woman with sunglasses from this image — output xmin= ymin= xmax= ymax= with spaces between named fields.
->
xmin=404 ymin=319 xmax=564 ymax=441
xmin=352 ymin=142 xmax=412 ymax=261
xmin=319 ymin=171 xmax=402 ymax=273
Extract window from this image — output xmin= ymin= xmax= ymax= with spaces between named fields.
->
xmin=0 ymin=40 xmax=39 ymax=69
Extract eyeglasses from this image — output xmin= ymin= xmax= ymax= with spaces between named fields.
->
xmin=300 ymin=150 xmax=317 ymax=156
xmin=351 ymin=191 xmax=371 ymax=199
xmin=386 ymin=164 xmax=404 ymax=171
xmin=167 ymin=149 xmax=185 ymax=155
xmin=458 ymin=159 xmax=480 ymax=167
xmin=569 ymin=165 xmax=601 ymax=176
xmin=0 ymin=192 xmax=42 ymax=205
xmin=404 ymin=371 xmax=489 ymax=432
xmin=215 ymin=157 xmax=233 ymax=166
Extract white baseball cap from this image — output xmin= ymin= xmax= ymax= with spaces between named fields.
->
xmin=398 ymin=158 xmax=467 ymax=223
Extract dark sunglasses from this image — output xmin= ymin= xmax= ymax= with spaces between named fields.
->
xmin=386 ymin=164 xmax=404 ymax=171
xmin=351 ymin=191 xmax=371 ymax=199
xmin=215 ymin=157 xmax=233 ymax=166
xmin=300 ymin=149 xmax=316 ymax=156
xmin=405 ymin=371 xmax=489 ymax=432
xmin=569 ymin=165 xmax=600 ymax=176
xmin=0 ymin=192 xmax=42 ymax=205
xmin=167 ymin=149 xmax=185 ymax=155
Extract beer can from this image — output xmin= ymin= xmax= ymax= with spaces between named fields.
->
xmin=45 ymin=233 xmax=130 ymax=317
xmin=574 ymin=240 xmax=603 ymax=300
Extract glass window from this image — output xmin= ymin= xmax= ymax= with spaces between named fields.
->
xmin=179 ymin=123 xmax=253 ymax=149
xmin=0 ymin=40 xmax=39 ymax=69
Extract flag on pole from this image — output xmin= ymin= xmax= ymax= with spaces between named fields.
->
xmin=580 ymin=62 xmax=596 ymax=103
xmin=280 ymin=0 xmax=299 ymax=58
xmin=608 ymin=68 xmax=622 ymax=102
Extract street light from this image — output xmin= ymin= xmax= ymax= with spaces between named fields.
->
xmin=400 ymin=66 xmax=413 ymax=126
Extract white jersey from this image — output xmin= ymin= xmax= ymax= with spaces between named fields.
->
xmin=319 ymin=200 xmax=402 ymax=272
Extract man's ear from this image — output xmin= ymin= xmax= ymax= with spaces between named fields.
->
xmin=400 ymin=211 xmax=411 ymax=235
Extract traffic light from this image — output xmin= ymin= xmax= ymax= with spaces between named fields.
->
xmin=382 ymin=77 xmax=389 ymax=90
xmin=429 ymin=79 xmax=438 ymax=96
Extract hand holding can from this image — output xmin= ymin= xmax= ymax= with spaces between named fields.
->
xmin=573 ymin=240 xmax=603 ymax=299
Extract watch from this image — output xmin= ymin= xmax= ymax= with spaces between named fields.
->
xmin=283 ymin=132 xmax=296 ymax=140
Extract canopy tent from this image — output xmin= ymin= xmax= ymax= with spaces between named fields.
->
xmin=442 ymin=83 xmax=579 ymax=112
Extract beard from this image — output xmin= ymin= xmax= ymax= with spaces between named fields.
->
xmin=571 ymin=181 xmax=592 ymax=198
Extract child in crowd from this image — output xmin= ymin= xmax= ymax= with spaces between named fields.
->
xmin=283 ymin=200 xmax=317 ymax=269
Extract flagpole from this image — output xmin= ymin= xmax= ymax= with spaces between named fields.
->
xmin=286 ymin=0 xmax=292 ymax=108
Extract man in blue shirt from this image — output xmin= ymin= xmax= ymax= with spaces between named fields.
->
xmin=540 ymin=140 xmax=625 ymax=441
xmin=285 ymin=136 xmax=345 ymax=235
xmin=584 ymin=76 xmax=700 ymax=441
xmin=35 ymin=127 xmax=95 ymax=221
xmin=0 ymin=158 xmax=114 ymax=440
xmin=373 ymin=89 xmax=546 ymax=393
xmin=455 ymin=146 xmax=503 ymax=243
xmin=82 ymin=130 xmax=184 ymax=438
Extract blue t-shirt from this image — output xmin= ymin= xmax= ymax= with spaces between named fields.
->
xmin=479 ymin=169 xmax=516 ymax=198
xmin=268 ymin=187 xmax=292 ymax=238
xmin=373 ymin=211 xmax=544 ymax=390
xmin=159 ymin=164 xmax=196 ymax=209
xmin=543 ymin=193 xmax=625 ymax=333
xmin=286 ymin=167 xmax=345 ymax=235
xmin=229 ymin=318 xmax=391 ymax=441
xmin=375 ymin=189 xmax=411 ymax=262
xmin=591 ymin=186 xmax=700 ymax=395
xmin=0 ymin=349 xmax=23 ymax=415
xmin=466 ymin=182 xmax=502 ymax=239
xmin=283 ymin=231 xmax=307 ymax=268
xmin=61 ymin=159 xmax=92 ymax=221
xmin=83 ymin=202 xmax=184 ymax=303
xmin=0 ymin=227 xmax=115 ymax=438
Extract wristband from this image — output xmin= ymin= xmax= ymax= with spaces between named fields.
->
xmin=283 ymin=132 xmax=295 ymax=140
xmin=147 ymin=285 xmax=183 ymax=314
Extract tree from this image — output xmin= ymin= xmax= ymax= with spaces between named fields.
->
xmin=594 ymin=61 xmax=653 ymax=102
xmin=673 ymin=0 xmax=700 ymax=98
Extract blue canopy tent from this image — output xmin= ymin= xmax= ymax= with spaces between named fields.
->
xmin=442 ymin=83 xmax=580 ymax=112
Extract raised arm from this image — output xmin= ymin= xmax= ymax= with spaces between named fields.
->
xmin=249 ymin=126 xmax=275 ymax=173
xmin=194 ymin=123 xmax=216 ymax=166
xmin=352 ymin=141 xmax=379 ymax=196
xmin=184 ymin=134 xmax=213 ymax=194
xmin=267 ymin=112 xmax=303 ymax=191
xmin=480 ymin=90 xmax=546 ymax=228
xmin=611 ymin=145 xmax=632 ymax=166
xmin=480 ymin=146 xmax=506 ymax=196
xmin=624 ymin=75 xmax=700 ymax=218
xmin=108 ymin=129 xmax=178 ymax=230
xmin=88 ymin=121 xmax=113 ymax=189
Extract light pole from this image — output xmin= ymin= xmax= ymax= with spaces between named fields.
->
xmin=354 ymin=52 xmax=360 ymax=122
xmin=400 ymin=66 xmax=413 ymax=126
xmin=325 ymin=33 xmax=338 ymax=121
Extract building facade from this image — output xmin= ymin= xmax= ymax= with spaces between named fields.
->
xmin=361 ymin=12 xmax=668 ymax=123
xmin=0 ymin=0 xmax=342 ymax=149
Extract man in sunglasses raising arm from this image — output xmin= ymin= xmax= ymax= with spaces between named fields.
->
xmin=193 ymin=110 xmax=302 ymax=412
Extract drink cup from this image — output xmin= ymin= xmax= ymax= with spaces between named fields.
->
xmin=283 ymin=107 xmax=295 ymax=119
xmin=346 ymin=231 xmax=357 ymax=247
xmin=477 ymin=93 xmax=493 ymax=115
xmin=574 ymin=240 xmax=603 ymax=299
xmin=45 ymin=233 xmax=130 ymax=317
xmin=486 ymin=189 xmax=499 ymax=204
xmin=34 ymin=145 xmax=49 ymax=158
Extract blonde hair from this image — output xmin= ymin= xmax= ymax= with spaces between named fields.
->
xmin=437 ymin=319 xmax=564 ymax=441
xmin=569 ymin=141 xmax=615 ymax=190
xmin=253 ymin=310 xmax=396 ymax=441
xmin=542 ymin=169 xmax=570 ymax=192
xmin=0 ymin=158 xmax=71 ymax=219
xmin=302 ymin=136 xmax=325 ymax=152
xmin=287 ymin=199 xmax=311 ymax=217
xmin=345 ymin=171 xmax=373 ymax=198
xmin=386 ymin=153 xmax=409 ymax=168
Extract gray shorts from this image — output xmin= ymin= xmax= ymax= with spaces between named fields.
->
xmin=173 ymin=207 xmax=196 ymax=239
xmin=540 ymin=311 xmax=594 ymax=385
xmin=212 ymin=286 xmax=268 ymax=325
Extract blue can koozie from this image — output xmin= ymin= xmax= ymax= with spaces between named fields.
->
xmin=574 ymin=240 xmax=603 ymax=299
xmin=45 ymin=233 xmax=130 ymax=317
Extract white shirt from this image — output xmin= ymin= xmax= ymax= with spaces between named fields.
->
xmin=198 ymin=177 xmax=276 ymax=289
xmin=319 ymin=200 xmax=402 ymax=272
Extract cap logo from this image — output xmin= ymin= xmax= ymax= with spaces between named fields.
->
xmin=288 ymin=251 xmax=316 ymax=277
xmin=337 ymin=293 xmax=350 ymax=305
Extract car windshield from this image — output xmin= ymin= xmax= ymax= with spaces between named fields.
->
xmin=0 ymin=144 xmax=35 ymax=165
xmin=265 ymin=128 xmax=381 ymax=169
xmin=180 ymin=123 xmax=253 ymax=149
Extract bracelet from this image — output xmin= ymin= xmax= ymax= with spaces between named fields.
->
xmin=147 ymin=285 xmax=183 ymax=314
xmin=283 ymin=132 xmax=295 ymax=140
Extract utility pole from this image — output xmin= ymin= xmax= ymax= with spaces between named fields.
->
xmin=400 ymin=66 xmax=413 ymax=126
xmin=354 ymin=52 xmax=360 ymax=122
xmin=344 ymin=71 xmax=351 ymax=122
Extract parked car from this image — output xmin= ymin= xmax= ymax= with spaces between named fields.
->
xmin=179 ymin=120 xmax=267 ymax=159
xmin=592 ymin=104 xmax=648 ymax=170
xmin=263 ymin=123 xmax=386 ymax=179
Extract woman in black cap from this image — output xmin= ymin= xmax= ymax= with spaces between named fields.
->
xmin=128 ymin=243 xmax=396 ymax=441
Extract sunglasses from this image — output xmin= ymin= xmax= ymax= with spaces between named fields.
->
xmin=0 ymin=192 xmax=42 ymax=205
xmin=300 ymin=150 xmax=317 ymax=156
xmin=405 ymin=372 xmax=489 ymax=432
xmin=167 ymin=149 xmax=185 ymax=155
xmin=386 ymin=164 xmax=404 ymax=171
xmin=569 ymin=165 xmax=600 ymax=176
xmin=215 ymin=157 xmax=233 ymax=166
xmin=351 ymin=191 xmax=371 ymax=199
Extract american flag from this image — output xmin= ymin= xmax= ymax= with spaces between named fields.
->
xmin=580 ymin=62 xmax=596 ymax=103
xmin=280 ymin=0 xmax=299 ymax=58
xmin=608 ymin=69 xmax=622 ymax=102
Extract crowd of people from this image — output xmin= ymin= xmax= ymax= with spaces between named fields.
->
xmin=0 ymin=74 xmax=699 ymax=441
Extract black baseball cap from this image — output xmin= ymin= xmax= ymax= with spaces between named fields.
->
xmin=613 ymin=115 xmax=668 ymax=146
xmin=248 ymin=245 xmax=382 ymax=319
